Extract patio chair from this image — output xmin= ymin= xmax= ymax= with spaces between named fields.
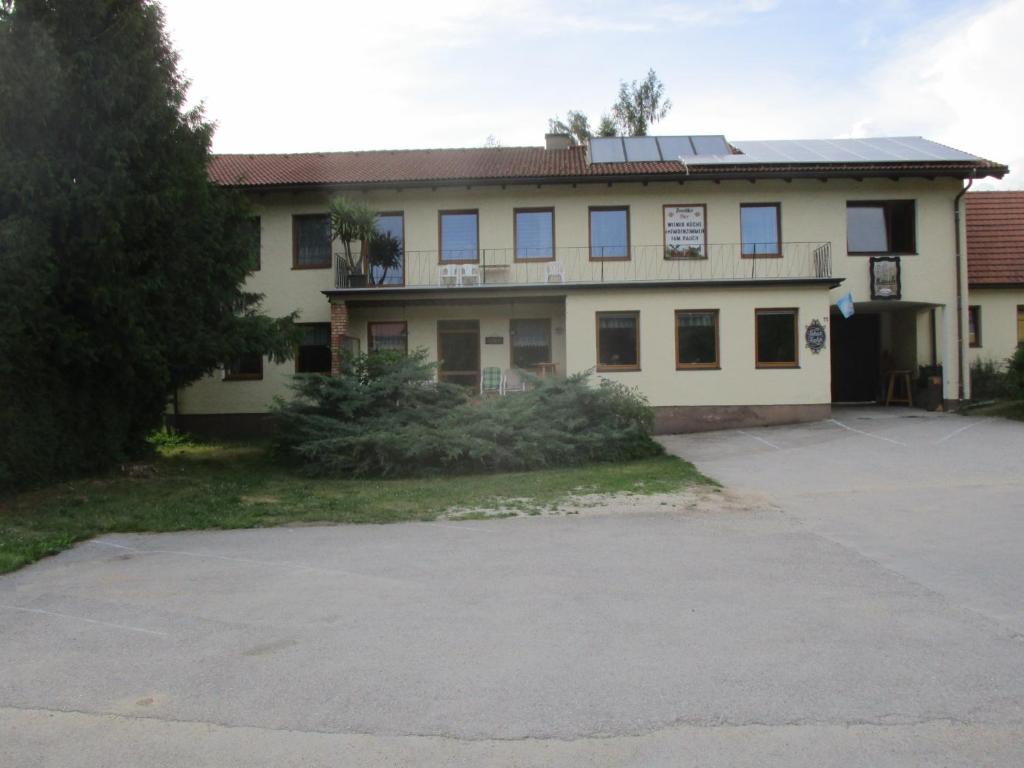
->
xmin=438 ymin=264 xmax=461 ymax=287
xmin=480 ymin=366 xmax=502 ymax=396
xmin=501 ymin=368 xmax=529 ymax=395
xmin=544 ymin=261 xmax=565 ymax=283
xmin=461 ymin=264 xmax=480 ymax=286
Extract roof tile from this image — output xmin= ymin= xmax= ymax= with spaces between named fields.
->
xmin=966 ymin=191 xmax=1024 ymax=286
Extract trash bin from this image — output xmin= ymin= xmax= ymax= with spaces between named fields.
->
xmin=917 ymin=365 xmax=943 ymax=411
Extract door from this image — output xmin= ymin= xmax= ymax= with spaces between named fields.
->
xmin=437 ymin=320 xmax=480 ymax=390
xmin=831 ymin=312 xmax=881 ymax=402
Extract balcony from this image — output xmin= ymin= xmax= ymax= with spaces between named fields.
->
xmin=333 ymin=242 xmax=833 ymax=291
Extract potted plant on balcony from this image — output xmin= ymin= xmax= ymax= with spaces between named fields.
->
xmin=328 ymin=196 xmax=377 ymax=288
xmin=367 ymin=231 xmax=403 ymax=286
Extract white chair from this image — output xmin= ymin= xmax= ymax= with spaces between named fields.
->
xmin=461 ymin=264 xmax=480 ymax=286
xmin=544 ymin=261 xmax=565 ymax=283
xmin=438 ymin=264 xmax=461 ymax=287
xmin=501 ymin=368 xmax=529 ymax=395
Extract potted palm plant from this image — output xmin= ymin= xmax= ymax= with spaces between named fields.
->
xmin=328 ymin=196 xmax=377 ymax=288
xmin=367 ymin=231 xmax=403 ymax=286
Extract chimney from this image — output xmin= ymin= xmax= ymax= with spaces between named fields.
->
xmin=544 ymin=133 xmax=572 ymax=151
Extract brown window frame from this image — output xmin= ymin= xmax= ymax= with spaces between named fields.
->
xmin=223 ymin=353 xmax=264 ymax=382
xmin=513 ymin=207 xmax=556 ymax=262
xmin=968 ymin=305 xmax=982 ymax=348
xmin=368 ymin=321 xmax=409 ymax=354
xmin=363 ymin=210 xmax=406 ymax=286
xmin=294 ymin=322 xmax=333 ymax=374
xmin=675 ymin=309 xmax=720 ymax=370
xmin=292 ymin=213 xmax=332 ymax=270
xmin=595 ymin=311 xmax=641 ymax=372
xmin=1018 ymin=305 xmax=1024 ymax=345
xmin=509 ymin=318 xmax=553 ymax=369
xmin=740 ymin=203 xmax=782 ymax=259
xmin=846 ymin=200 xmax=917 ymax=256
xmin=438 ymin=209 xmax=480 ymax=264
xmin=755 ymin=308 xmax=799 ymax=369
xmin=588 ymin=206 xmax=631 ymax=261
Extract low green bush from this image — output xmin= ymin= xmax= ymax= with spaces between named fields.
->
xmin=970 ymin=359 xmax=1013 ymax=400
xmin=273 ymin=350 xmax=663 ymax=477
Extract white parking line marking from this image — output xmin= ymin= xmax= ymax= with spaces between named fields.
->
xmin=738 ymin=430 xmax=782 ymax=450
xmin=829 ymin=418 xmax=907 ymax=446
xmin=0 ymin=604 xmax=168 ymax=637
xmin=935 ymin=421 xmax=980 ymax=444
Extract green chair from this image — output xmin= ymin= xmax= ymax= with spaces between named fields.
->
xmin=480 ymin=366 xmax=502 ymax=396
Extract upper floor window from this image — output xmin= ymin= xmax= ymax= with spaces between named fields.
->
xmin=296 ymin=323 xmax=332 ymax=373
xmin=292 ymin=214 xmax=331 ymax=269
xmin=370 ymin=212 xmax=404 ymax=285
xmin=439 ymin=210 xmax=479 ymax=263
xmin=589 ymin=207 xmax=630 ymax=260
xmin=514 ymin=208 xmax=555 ymax=261
xmin=847 ymin=200 xmax=916 ymax=254
xmin=741 ymin=203 xmax=781 ymax=257
xmin=245 ymin=216 xmax=261 ymax=270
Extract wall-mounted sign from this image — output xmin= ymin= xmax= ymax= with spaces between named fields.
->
xmin=484 ymin=336 xmax=504 ymax=345
xmin=663 ymin=204 xmax=706 ymax=259
xmin=805 ymin=319 xmax=827 ymax=353
xmin=870 ymin=256 xmax=901 ymax=300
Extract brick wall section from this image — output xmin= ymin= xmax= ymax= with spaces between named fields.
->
xmin=329 ymin=299 xmax=349 ymax=376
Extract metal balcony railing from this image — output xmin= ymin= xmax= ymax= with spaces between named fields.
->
xmin=335 ymin=242 xmax=833 ymax=289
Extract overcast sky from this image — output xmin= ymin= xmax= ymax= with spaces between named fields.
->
xmin=161 ymin=0 xmax=1023 ymax=188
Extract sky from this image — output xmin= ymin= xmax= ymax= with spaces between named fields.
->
xmin=161 ymin=0 xmax=1023 ymax=188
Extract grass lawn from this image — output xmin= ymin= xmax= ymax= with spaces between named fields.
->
xmin=961 ymin=400 xmax=1024 ymax=421
xmin=0 ymin=442 xmax=713 ymax=575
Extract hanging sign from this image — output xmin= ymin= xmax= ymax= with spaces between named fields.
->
xmin=805 ymin=319 xmax=827 ymax=353
xmin=663 ymin=204 xmax=706 ymax=258
xmin=870 ymin=257 xmax=901 ymax=300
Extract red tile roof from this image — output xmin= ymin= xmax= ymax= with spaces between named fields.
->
xmin=966 ymin=191 xmax=1024 ymax=286
xmin=208 ymin=144 xmax=1004 ymax=189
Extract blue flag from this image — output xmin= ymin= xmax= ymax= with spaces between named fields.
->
xmin=836 ymin=292 xmax=855 ymax=319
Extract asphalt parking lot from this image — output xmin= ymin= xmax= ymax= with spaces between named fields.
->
xmin=2 ymin=408 xmax=1023 ymax=767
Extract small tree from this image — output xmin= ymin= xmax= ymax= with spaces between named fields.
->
xmin=367 ymin=232 xmax=403 ymax=286
xmin=328 ymin=196 xmax=377 ymax=278
xmin=611 ymin=69 xmax=672 ymax=136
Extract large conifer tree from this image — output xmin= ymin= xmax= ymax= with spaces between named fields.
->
xmin=0 ymin=0 xmax=296 ymax=488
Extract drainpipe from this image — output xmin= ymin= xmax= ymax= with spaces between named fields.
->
xmin=953 ymin=170 xmax=975 ymax=403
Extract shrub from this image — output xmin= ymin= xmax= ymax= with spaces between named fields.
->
xmin=970 ymin=359 xmax=1013 ymax=401
xmin=273 ymin=351 xmax=663 ymax=477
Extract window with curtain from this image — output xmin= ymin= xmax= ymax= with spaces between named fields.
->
xmin=589 ymin=207 xmax=630 ymax=259
xmin=740 ymin=204 xmax=781 ymax=256
xmin=368 ymin=321 xmax=408 ymax=353
xmin=293 ymin=214 xmax=331 ymax=268
xmin=370 ymin=213 xmax=404 ymax=285
xmin=676 ymin=310 xmax=719 ymax=368
xmin=510 ymin=319 xmax=551 ymax=368
xmin=755 ymin=309 xmax=798 ymax=367
xmin=596 ymin=312 xmax=639 ymax=370
xmin=515 ymin=209 xmax=554 ymax=260
xmin=439 ymin=211 xmax=478 ymax=262
xmin=296 ymin=324 xmax=332 ymax=373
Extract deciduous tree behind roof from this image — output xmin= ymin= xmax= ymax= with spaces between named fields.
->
xmin=0 ymin=0 xmax=297 ymax=490
xmin=547 ymin=69 xmax=672 ymax=144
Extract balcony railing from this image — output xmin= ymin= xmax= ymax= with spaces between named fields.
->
xmin=335 ymin=242 xmax=833 ymax=289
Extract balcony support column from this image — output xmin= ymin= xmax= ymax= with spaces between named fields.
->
xmin=329 ymin=298 xmax=349 ymax=376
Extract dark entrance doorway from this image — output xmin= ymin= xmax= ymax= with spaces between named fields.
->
xmin=831 ymin=313 xmax=881 ymax=402
xmin=437 ymin=319 xmax=480 ymax=391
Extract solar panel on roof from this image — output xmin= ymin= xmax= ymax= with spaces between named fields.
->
xmin=623 ymin=137 xmax=661 ymax=161
xmin=690 ymin=135 xmax=731 ymax=156
xmin=589 ymin=137 xmax=626 ymax=163
xmin=655 ymin=136 xmax=695 ymax=158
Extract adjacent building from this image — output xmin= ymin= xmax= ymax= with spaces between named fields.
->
xmin=966 ymin=191 xmax=1024 ymax=368
xmin=176 ymin=134 xmax=1008 ymax=435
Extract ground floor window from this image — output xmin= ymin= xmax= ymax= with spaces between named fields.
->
xmin=755 ymin=308 xmax=798 ymax=368
xmin=510 ymin=319 xmax=551 ymax=369
xmin=296 ymin=323 xmax=332 ymax=373
xmin=676 ymin=310 xmax=719 ymax=369
xmin=437 ymin=319 xmax=480 ymax=389
xmin=596 ymin=312 xmax=639 ymax=371
xmin=368 ymin=321 xmax=408 ymax=354
xmin=224 ymin=353 xmax=263 ymax=381
xmin=968 ymin=306 xmax=981 ymax=348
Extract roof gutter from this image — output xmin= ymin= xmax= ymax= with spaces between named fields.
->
xmin=953 ymin=170 xmax=976 ymax=403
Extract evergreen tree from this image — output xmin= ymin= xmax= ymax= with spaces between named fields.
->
xmin=0 ymin=0 xmax=296 ymax=489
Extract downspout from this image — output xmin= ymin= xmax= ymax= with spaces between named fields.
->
xmin=953 ymin=170 xmax=976 ymax=403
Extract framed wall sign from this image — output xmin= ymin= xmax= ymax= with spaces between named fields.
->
xmin=869 ymin=256 xmax=901 ymax=300
xmin=805 ymin=319 xmax=827 ymax=353
xmin=663 ymin=204 xmax=707 ymax=259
